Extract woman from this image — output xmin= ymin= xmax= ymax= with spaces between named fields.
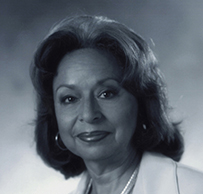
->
xmin=30 ymin=15 xmax=203 ymax=194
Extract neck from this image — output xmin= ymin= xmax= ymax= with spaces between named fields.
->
xmin=84 ymin=149 xmax=141 ymax=194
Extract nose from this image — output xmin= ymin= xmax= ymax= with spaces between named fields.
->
xmin=79 ymin=97 xmax=103 ymax=123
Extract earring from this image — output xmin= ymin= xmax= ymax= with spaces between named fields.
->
xmin=143 ymin=124 xmax=147 ymax=130
xmin=55 ymin=132 xmax=68 ymax=151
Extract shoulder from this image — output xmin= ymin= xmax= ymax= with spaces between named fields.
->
xmin=140 ymin=152 xmax=203 ymax=194
xmin=177 ymin=162 xmax=203 ymax=193
xmin=68 ymin=171 xmax=89 ymax=194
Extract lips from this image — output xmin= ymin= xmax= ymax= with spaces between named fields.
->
xmin=77 ymin=131 xmax=110 ymax=142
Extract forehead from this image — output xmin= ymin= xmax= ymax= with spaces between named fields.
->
xmin=58 ymin=48 xmax=120 ymax=70
xmin=54 ymin=48 xmax=122 ymax=84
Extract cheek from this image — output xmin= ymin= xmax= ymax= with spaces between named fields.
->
xmin=118 ymin=107 xmax=137 ymax=132
xmin=55 ymin=111 xmax=79 ymax=153
xmin=54 ymin=100 xmax=77 ymax=129
xmin=55 ymin=109 xmax=76 ymax=133
xmin=54 ymin=106 xmax=77 ymax=140
xmin=111 ymin=98 xmax=138 ymax=140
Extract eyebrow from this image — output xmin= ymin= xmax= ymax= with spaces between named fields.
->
xmin=55 ymin=77 xmax=121 ymax=93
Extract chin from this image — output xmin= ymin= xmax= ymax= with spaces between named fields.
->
xmin=76 ymin=146 xmax=113 ymax=162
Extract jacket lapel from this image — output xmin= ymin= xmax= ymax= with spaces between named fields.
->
xmin=133 ymin=152 xmax=179 ymax=194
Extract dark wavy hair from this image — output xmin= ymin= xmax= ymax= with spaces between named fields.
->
xmin=30 ymin=15 xmax=184 ymax=179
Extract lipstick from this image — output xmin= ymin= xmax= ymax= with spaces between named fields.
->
xmin=77 ymin=131 xmax=109 ymax=142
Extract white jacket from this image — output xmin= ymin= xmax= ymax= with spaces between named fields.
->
xmin=71 ymin=152 xmax=203 ymax=194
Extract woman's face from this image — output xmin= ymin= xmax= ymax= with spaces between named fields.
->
xmin=53 ymin=48 xmax=138 ymax=162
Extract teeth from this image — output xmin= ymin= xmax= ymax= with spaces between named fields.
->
xmin=77 ymin=131 xmax=109 ymax=142
xmin=80 ymin=132 xmax=91 ymax=137
xmin=78 ymin=131 xmax=108 ymax=137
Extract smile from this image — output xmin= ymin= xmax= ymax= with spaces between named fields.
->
xmin=77 ymin=131 xmax=110 ymax=142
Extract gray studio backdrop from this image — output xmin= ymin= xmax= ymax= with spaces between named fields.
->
xmin=1 ymin=0 xmax=203 ymax=193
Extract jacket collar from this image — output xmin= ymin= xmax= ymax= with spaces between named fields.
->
xmin=133 ymin=152 xmax=178 ymax=194
xmin=73 ymin=152 xmax=179 ymax=194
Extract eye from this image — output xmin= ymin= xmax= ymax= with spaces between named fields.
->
xmin=99 ymin=90 xmax=118 ymax=99
xmin=61 ymin=96 xmax=78 ymax=104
